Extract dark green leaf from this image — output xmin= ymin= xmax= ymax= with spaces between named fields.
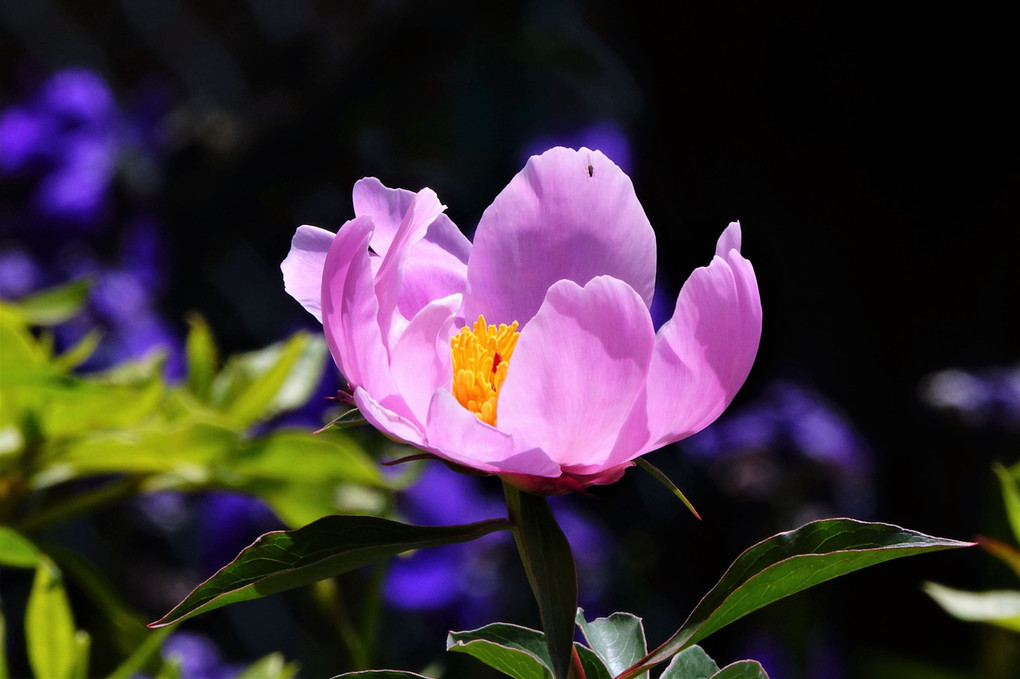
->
xmin=447 ymin=623 xmax=552 ymax=679
xmin=575 ymin=646 xmax=613 ymax=679
xmin=150 ymin=515 xmax=510 ymax=627
xmin=575 ymin=609 xmax=647 ymax=679
xmin=711 ymin=661 xmax=769 ymax=678
xmin=26 ymin=558 xmax=77 ymax=679
xmin=622 ymin=519 xmax=973 ymax=677
xmin=330 ymin=668 xmax=434 ymax=672
xmin=659 ymin=645 xmax=719 ymax=679
xmin=505 ymin=486 xmax=578 ymax=679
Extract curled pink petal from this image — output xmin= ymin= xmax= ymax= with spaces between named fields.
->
xmin=619 ymin=221 xmax=762 ymax=462
xmin=465 ymin=147 xmax=656 ymax=326
xmin=281 ymin=224 xmax=335 ymax=321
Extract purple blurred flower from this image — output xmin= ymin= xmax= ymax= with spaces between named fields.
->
xmin=162 ymin=632 xmax=244 ymax=679
xmin=383 ymin=463 xmax=610 ymax=623
xmin=920 ymin=364 xmax=1020 ymax=433
xmin=683 ymin=379 xmax=873 ymax=517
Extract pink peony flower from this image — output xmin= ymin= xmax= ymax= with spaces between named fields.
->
xmin=282 ymin=147 xmax=761 ymax=494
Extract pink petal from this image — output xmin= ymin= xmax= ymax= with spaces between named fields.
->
xmin=465 ymin=147 xmax=656 ymax=326
xmin=497 ymin=275 xmax=655 ymax=469
xmin=424 ymin=389 xmax=561 ymax=477
xmin=616 ymin=222 xmax=761 ymax=462
xmin=354 ymin=177 xmax=471 ymax=321
xmin=281 ymin=225 xmax=335 ymax=322
xmin=388 ymin=293 xmax=462 ymax=426
xmin=320 ymin=215 xmax=395 ymax=399
xmin=353 ymin=387 xmax=425 ymax=447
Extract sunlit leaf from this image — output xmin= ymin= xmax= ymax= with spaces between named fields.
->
xmin=26 ymin=558 xmax=77 ymax=679
xmin=447 ymin=623 xmax=553 ymax=679
xmin=923 ymin=582 xmax=1020 ymax=633
xmin=659 ymin=645 xmax=719 ymax=679
xmin=0 ymin=526 xmax=41 ymax=568
xmin=234 ymin=652 xmax=300 ymax=679
xmin=10 ymin=279 xmax=92 ymax=326
xmin=186 ymin=314 xmax=219 ymax=402
xmin=575 ymin=609 xmax=648 ymax=679
xmin=621 ymin=519 xmax=973 ymax=678
xmin=994 ymin=463 xmax=1020 ymax=545
xmin=150 ymin=515 xmax=510 ymax=627
xmin=53 ymin=330 xmax=102 ymax=371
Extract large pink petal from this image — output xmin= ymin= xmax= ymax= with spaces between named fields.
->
xmin=465 ymin=147 xmax=656 ymax=326
xmin=614 ymin=222 xmax=761 ymax=463
xmin=388 ymin=293 xmax=461 ymax=426
xmin=281 ymin=225 xmax=335 ymax=322
xmin=497 ymin=276 xmax=655 ymax=469
xmin=424 ymin=390 xmax=561 ymax=477
xmin=320 ymin=215 xmax=396 ymax=401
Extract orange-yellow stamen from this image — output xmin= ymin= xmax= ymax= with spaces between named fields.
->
xmin=451 ymin=315 xmax=519 ymax=426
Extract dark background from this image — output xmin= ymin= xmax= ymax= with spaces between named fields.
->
xmin=2 ymin=1 xmax=1018 ymax=677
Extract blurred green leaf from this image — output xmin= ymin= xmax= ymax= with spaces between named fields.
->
xmin=227 ymin=430 xmax=382 ymax=487
xmin=233 ymin=652 xmax=300 ymax=679
xmin=71 ymin=630 xmax=91 ymax=679
xmin=0 ymin=526 xmax=41 ymax=568
xmin=505 ymin=487 xmax=577 ymax=679
xmin=26 ymin=558 xmax=78 ymax=679
xmin=211 ymin=332 xmax=328 ymax=428
xmin=978 ymin=536 xmax=1020 ymax=578
xmin=621 ymin=519 xmax=974 ymax=678
xmin=575 ymin=610 xmax=647 ymax=679
xmin=923 ymin=582 xmax=1020 ymax=633
xmin=659 ymin=645 xmax=719 ymax=679
xmin=711 ymin=661 xmax=769 ymax=678
xmin=154 ymin=656 xmax=182 ymax=679
xmin=53 ymin=330 xmax=102 ymax=371
xmin=150 ymin=515 xmax=511 ymax=627
xmin=994 ymin=463 xmax=1020 ymax=545
xmin=447 ymin=623 xmax=553 ymax=678
xmin=0 ymin=606 xmax=8 ymax=679
xmin=8 ymin=279 xmax=91 ymax=326
xmin=186 ymin=314 xmax=219 ymax=402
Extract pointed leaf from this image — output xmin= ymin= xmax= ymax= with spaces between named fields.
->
xmin=150 ymin=515 xmax=510 ymax=627
xmin=923 ymin=582 xmax=1020 ymax=632
xmin=659 ymin=645 xmax=719 ymax=679
xmin=447 ymin=622 xmax=553 ymax=679
xmin=505 ymin=487 xmax=578 ymax=679
xmin=635 ymin=458 xmax=700 ymax=520
xmin=26 ymin=558 xmax=77 ymax=679
xmin=185 ymin=314 xmax=219 ymax=402
xmin=622 ymin=519 xmax=973 ymax=677
xmin=710 ymin=661 xmax=769 ymax=678
xmin=575 ymin=609 xmax=648 ymax=678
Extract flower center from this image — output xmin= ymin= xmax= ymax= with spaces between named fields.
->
xmin=451 ymin=315 xmax=520 ymax=426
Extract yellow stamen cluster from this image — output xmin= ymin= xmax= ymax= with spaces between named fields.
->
xmin=451 ymin=315 xmax=520 ymax=426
